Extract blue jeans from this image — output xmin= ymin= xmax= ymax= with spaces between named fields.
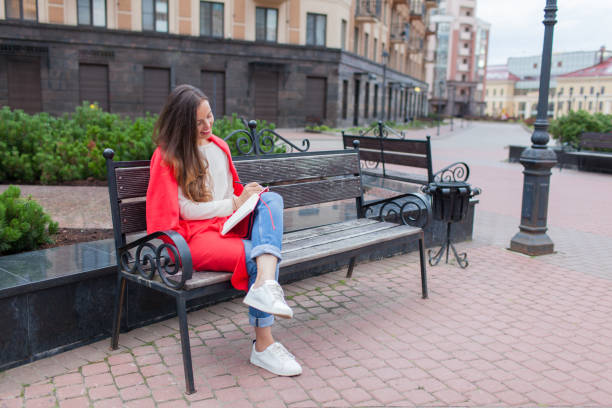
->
xmin=242 ymin=192 xmax=284 ymax=328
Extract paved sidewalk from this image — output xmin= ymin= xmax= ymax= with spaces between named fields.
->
xmin=2 ymin=122 xmax=612 ymax=407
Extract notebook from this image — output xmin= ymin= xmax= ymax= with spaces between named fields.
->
xmin=221 ymin=187 xmax=269 ymax=236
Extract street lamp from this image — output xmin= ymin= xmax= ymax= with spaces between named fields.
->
xmin=380 ymin=50 xmax=390 ymax=120
xmin=510 ymin=0 xmax=558 ymax=256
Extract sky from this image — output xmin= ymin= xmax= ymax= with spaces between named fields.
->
xmin=478 ymin=0 xmax=612 ymax=66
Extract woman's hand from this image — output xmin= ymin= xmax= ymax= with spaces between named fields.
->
xmin=233 ymin=182 xmax=264 ymax=210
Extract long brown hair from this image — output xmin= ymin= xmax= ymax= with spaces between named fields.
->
xmin=153 ymin=84 xmax=213 ymax=202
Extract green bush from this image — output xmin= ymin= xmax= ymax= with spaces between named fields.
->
xmin=0 ymin=105 xmax=281 ymax=184
xmin=0 ymin=186 xmax=58 ymax=255
xmin=549 ymin=110 xmax=612 ymax=147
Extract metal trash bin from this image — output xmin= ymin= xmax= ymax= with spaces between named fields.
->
xmin=422 ymin=181 xmax=481 ymax=268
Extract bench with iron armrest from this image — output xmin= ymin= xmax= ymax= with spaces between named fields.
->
xmin=342 ymin=121 xmax=470 ymax=185
xmin=103 ymin=144 xmax=429 ymax=395
xmin=564 ymin=132 xmax=612 ymax=173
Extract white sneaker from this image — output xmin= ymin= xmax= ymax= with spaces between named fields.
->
xmin=250 ymin=342 xmax=302 ymax=376
xmin=243 ymin=280 xmax=293 ymax=319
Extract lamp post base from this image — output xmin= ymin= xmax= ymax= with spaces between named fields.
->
xmin=509 ymin=230 xmax=554 ymax=256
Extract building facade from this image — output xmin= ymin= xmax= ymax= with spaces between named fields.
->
xmin=424 ymin=0 xmax=489 ymax=117
xmin=485 ymin=49 xmax=612 ymax=119
xmin=0 ymin=0 xmax=438 ymax=127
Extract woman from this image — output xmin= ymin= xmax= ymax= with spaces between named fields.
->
xmin=146 ymin=84 xmax=301 ymax=376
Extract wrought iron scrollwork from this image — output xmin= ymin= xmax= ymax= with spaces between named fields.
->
xmin=433 ymin=162 xmax=470 ymax=182
xmin=117 ymin=230 xmax=193 ymax=290
xmin=357 ymin=121 xmax=406 ymax=140
xmin=225 ymin=119 xmax=310 ymax=156
xmin=362 ymin=192 xmax=431 ymax=228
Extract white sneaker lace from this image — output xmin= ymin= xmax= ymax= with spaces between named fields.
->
xmin=266 ymin=282 xmax=288 ymax=305
xmin=269 ymin=342 xmax=295 ymax=361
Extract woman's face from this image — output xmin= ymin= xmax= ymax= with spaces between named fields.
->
xmin=196 ymin=99 xmax=214 ymax=145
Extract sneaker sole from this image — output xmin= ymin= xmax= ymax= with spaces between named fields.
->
xmin=250 ymin=356 xmax=302 ymax=376
xmin=243 ymin=297 xmax=293 ymax=319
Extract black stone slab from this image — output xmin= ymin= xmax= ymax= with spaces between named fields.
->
xmin=0 ymin=295 xmax=29 ymax=368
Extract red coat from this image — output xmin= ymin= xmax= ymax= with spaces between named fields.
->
xmin=146 ymin=135 xmax=251 ymax=291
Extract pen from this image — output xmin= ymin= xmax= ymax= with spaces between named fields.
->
xmin=234 ymin=180 xmax=248 ymax=185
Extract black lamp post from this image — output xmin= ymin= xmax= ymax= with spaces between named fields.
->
xmin=380 ymin=50 xmax=389 ymax=120
xmin=510 ymin=0 xmax=558 ymax=256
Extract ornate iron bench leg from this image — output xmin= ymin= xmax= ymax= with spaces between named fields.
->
xmin=110 ymin=275 xmax=127 ymax=350
xmin=346 ymin=257 xmax=356 ymax=278
xmin=418 ymin=234 xmax=428 ymax=299
xmin=176 ymin=296 xmax=195 ymax=394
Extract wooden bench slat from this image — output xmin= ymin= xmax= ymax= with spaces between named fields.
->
xmin=362 ymin=168 xmax=429 ymax=185
xmin=282 ymin=221 xmax=407 ymax=254
xmin=119 ymin=201 xmax=147 ymax=234
xmin=359 ymin=150 xmax=429 ymax=169
xmin=271 ymin=177 xmax=362 ymax=208
xmin=280 ymin=224 xmax=421 ymax=268
xmin=343 ymin=135 xmax=428 ymax=155
xmin=235 ymin=152 xmax=360 ymax=184
xmin=116 ymin=167 xmax=150 ymax=199
xmin=282 ymin=219 xmax=379 ymax=244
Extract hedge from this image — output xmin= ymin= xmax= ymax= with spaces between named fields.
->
xmin=0 ymin=103 xmax=279 ymax=184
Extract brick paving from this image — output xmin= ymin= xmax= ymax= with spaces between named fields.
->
xmin=2 ymin=122 xmax=612 ymax=407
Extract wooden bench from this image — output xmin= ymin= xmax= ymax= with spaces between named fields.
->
xmin=103 ymin=145 xmax=429 ymax=394
xmin=342 ymin=121 xmax=470 ymax=185
xmin=564 ymin=132 xmax=612 ymax=173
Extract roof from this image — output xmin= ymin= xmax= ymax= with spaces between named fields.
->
xmin=559 ymin=57 xmax=612 ymax=78
xmin=486 ymin=65 xmax=520 ymax=81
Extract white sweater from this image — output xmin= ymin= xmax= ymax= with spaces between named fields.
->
xmin=178 ymin=142 xmax=235 ymax=220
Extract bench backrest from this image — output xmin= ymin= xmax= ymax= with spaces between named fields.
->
xmin=104 ymin=149 xmax=363 ymax=248
xmin=580 ymin=132 xmax=612 ymax=150
xmin=342 ymin=134 xmax=434 ymax=182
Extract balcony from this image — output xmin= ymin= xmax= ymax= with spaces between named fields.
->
xmin=458 ymin=47 xmax=470 ymax=56
xmin=425 ymin=0 xmax=439 ymax=8
xmin=458 ymin=63 xmax=469 ymax=72
xmin=355 ymin=0 xmax=382 ymax=23
xmin=390 ymin=23 xmax=410 ymax=44
xmin=409 ymin=0 xmax=425 ymax=21
xmin=460 ymin=31 xmax=471 ymax=41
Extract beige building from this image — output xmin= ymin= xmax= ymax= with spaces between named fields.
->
xmin=425 ymin=0 xmax=490 ymax=117
xmin=1 ymin=0 xmax=438 ymax=125
xmin=485 ymin=49 xmax=612 ymax=119
xmin=0 ymin=0 xmax=434 ymax=81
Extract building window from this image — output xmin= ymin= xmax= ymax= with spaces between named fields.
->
xmin=200 ymin=1 xmax=224 ymax=37
xmin=501 ymin=89 xmax=504 ymax=96
xmin=143 ymin=0 xmax=168 ymax=32
xmin=341 ymin=19 xmax=347 ymax=50
xmin=353 ymin=27 xmax=359 ymax=54
xmin=557 ymin=101 xmax=563 ymax=111
xmin=461 ymin=74 xmax=466 ymax=81
xmin=342 ymin=80 xmax=348 ymax=119
xmin=463 ymin=43 xmax=468 ymax=48
xmin=5 ymin=0 xmax=37 ymax=20
xmin=256 ymin=7 xmax=278 ymax=42
xmin=578 ymin=101 xmax=582 ymax=110
xmin=306 ymin=13 xmax=326 ymax=46
xmin=588 ymin=101 xmax=593 ymax=110
xmin=580 ymin=86 xmax=584 ymax=95
xmin=493 ymin=89 xmax=496 ymax=96
xmin=590 ymin=86 xmax=594 ymax=95
xmin=373 ymin=39 xmax=378 ymax=63
xmin=533 ymin=63 xmax=537 ymax=69
xmin=569 ymin=87 xmax=573 ymax=95
xmin=557 ymin=61 xmax=562 ymax=67
xmin=600 ymin=101 xmax=603 ymax=111
xmin=558 ymin=87 xmax=563 ymax=96
xmin=373 ymin=84 xmax=378 ymax=117
xmin=77 ymin=0 xmax=106 ymax=26
xmin=364 ymin=33 xmax=369 ymax=58
xmin=601 ymin=86 xmax=605 ymax=95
